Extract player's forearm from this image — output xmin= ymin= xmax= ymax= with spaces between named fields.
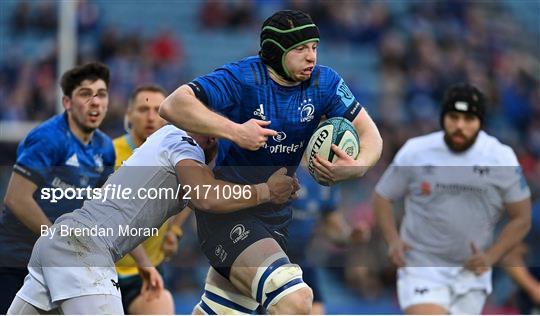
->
xmin=373 ymin=193 xmax=400 ymax=245
xmin=130 ymin=244 xmax=153 ymax=268
xmin=505 ymin=265 xmax=540 ymax=295
xmin=5 ymin=196 xmax=52 ymax=234
xmin=486 ymin=215 xmax=531 ymax=264
xmin=189 ymin=182 xmax=265 ymax=213
xmin=160 ymin=85 xmax=239 ymax=141
xmin=170 ymin=207 xmax=191 ymax=227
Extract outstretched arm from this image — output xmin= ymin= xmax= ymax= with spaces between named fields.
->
xmin=159 ymin=85 xmax=277 ymax=151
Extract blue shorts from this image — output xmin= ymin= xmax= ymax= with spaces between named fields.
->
xmin=0 ymin=267 xmax=29 ymax=313
xmin=195 ymin=211 xmax=289 ymax=279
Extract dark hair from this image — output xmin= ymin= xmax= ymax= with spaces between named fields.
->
xmin=60 ymin=62 xmax=110 ymax=97
xmin=127 ymin=85 xmax=167 ymax=108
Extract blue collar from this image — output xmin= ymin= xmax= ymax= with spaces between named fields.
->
xmin=125 ymin=133 xmax=137 ymax=151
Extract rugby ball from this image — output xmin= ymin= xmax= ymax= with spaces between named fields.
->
xmin=305 ymin=117 xmax=360 ymax=184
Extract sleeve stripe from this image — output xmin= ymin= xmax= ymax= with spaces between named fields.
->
xmin=256 ymin=62 xmax=267 ymax=85
xmin=343 ymin=100 xmax=362 ymax=121
xmin=13 ymin=163 xmax=44 ymax=186
xmin=250 ymin=63 xmax=260 ymax=85
xmin=188 ymin=81 xmax=210 ymax=107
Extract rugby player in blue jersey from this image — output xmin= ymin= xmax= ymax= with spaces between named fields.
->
xmin=160 ymin=10 xmax=383 ymax=314
xmin=0 ymin=62 xmax=115 ymax=312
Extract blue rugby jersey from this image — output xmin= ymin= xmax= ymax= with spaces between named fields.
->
xmin=0 ymin=113 xmax=115 ymax=267
xmin=189 ymin=56 xmax=361 ymax=226
xmin=287 ymin=166 xmax=340 ymax=259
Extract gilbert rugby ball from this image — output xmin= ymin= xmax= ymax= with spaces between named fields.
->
xmin=305 ymin=117 xmax=360 ymax=184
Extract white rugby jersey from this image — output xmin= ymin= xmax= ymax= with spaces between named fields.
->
xmin=57 ymin=125 xmax=205 ymax=261
xmin=376 ymin=131 xmax=530 ymax=267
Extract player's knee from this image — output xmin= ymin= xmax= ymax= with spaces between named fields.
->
xmin=268 ymin=286 xmax=313 ymax=315
xmin=251 ymin=254 xmax=311 ymax=312
xmin=129 ymin=289 xmax=174 ymax=314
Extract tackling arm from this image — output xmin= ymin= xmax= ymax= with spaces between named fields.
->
xmin=175 ymin=159 xmax=293 ymax=213
xmin=3 ymin=172 xmax=52 ymax=234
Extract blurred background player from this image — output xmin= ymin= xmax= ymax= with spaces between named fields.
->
xmin=0 ymin=61 xmax=115 ymax=313
xmin=114 ymin=85 xmax=189 ymax=314
xmin=286 ymin=162 xmax=371 ymax=314
xmin=160 ymin=9 xmax=382 ymax=314
xmin=373 ymin=83 xmax=532 ymax=314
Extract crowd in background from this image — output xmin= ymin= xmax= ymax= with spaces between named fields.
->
xmin=0 ymin=0 xmax=538 ymax=313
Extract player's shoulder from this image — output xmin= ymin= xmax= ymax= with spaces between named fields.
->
xmin=154 ymin=125 xmax=200 ymax=150
xmin=92 ymin=128 xmax=113 ymax=145
xmin=401 ymin=131 xmax=444 ymax=155
xmin=22 ymin=114 xmax=68 ymax=147
xmin=475 ymin=131 xmax=519 ymax=165
xmin=213 ymin=56 xmax=257 ymax=76
xmin=113 ymin=134 xmax=131 ymax=155
xmin=91 ymin=129 xmax=114 ymax=153
xmin=312 ymin=64 xmax=339 ymax=84
xmin=225 ymin=55 xmax=268 ymax=86
xmin=112 ymin=134 xmax=127 ymax=149
xmin=157 ymin=125 xmax=205 ymax=162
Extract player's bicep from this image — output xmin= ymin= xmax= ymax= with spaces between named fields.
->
xmin=351 ymin=107 xmax=378 ymax=139
xmin=504 ymin=198 xmax=531 ymax=222
xmin=189 ymin=67 xmax=242 ymax=113
xmin=175 ymin=159 xmax=216 ymax=189
xmin=15 ymin=135 xmax=59 ymax=186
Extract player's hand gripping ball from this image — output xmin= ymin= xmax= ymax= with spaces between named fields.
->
xmin=305 ymin=117 xmax=360 ymax=184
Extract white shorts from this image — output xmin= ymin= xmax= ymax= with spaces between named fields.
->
xmin=16 ymin=220 xmax=120 ymax=311
xmin=397 ymin=267 xmax=490 ymax=314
